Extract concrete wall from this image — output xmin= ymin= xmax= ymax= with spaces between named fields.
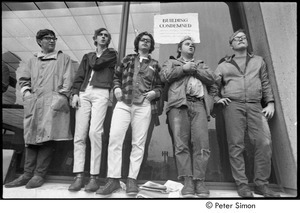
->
xmin=243 ymin=2 xmax=297 ymax=190
xmin=260 ymin=2 xmax=297 ymax=164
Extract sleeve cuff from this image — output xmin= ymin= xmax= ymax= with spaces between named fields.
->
xmin=265 ymin=98 xmax=275 ymax=104
xmin=20 ymin=86 xmax=31 ymax=94
xmin=71 ymin=89 xmax=79 ymax=96
xmin=155 ymin=90 xmax=161 ymax=98
xmin=113 ymin=85 xmax=120 ymax=92
xmin=214 ymin=96 xmax=221 ymax=103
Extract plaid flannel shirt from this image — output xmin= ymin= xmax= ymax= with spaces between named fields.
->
xmin=113 ymin=54 xmax=162 ymax=125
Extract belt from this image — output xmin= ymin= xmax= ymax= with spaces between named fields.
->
xmin=186 ymin=94 xmax=204 ymax=102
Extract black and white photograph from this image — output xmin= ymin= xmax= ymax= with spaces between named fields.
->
xmin=1 ymin=1 xmax=297 ymax=212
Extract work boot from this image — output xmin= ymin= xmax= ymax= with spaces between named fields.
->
xmin=181 ymin=176 xmax=195 ymax=198
xmin=68 ymin=173 xmax=84 ymax=192
xmin=237 ymin=183 xmax=254 ymax=197
xmin=254 ymin=184 xmax=281 ymax=197
xmin=25 ymin=175 xmax=45 ymax=189
xmin=85 ymin=175 xmax=99 ymax=192
xmin=4 ymin=174 xmax=32 ymax=188
xmin=96 ymin=178 xmax=121 ymax=195
xmin=126 ymin=178 xmax=139 ymax=195
xmin=195 ymin=180 xmax=210 ymax=198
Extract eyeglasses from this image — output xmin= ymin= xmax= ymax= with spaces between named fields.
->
xmin=42 ymin=36 xmax=57 ymax=42
xmin=140 ymin=38 xmax=151 ymax=43
xmin=232 ymin=35 xmax=247 ymax=41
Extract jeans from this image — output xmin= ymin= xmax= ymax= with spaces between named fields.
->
xmin=167 ymin=99 xmax=210 ymax=180
xmin=107 ymin=100 xmax=152 ymax=179
xmin=73 ymin=86 xmax=109 ymax=175
xmin=24 ymin=141 xmax=54 ymax=177
xmin=223 ymin=101 xmax=272 ymax=186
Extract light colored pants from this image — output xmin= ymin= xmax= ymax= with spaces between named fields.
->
xmin=73 ymin=86 xmax=109 ymax=175
xmin=107 ymin=100 xmax=152 ymax=179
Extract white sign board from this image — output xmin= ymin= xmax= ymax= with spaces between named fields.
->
xmin=154 ymin=13 xmax=200 ymax=44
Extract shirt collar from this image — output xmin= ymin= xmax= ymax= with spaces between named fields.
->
xmin=35 ymin=50 xmax=61 ymax=59
xmin=138 ymin=54 xmax=151 ymax=62
xmin=225 ymin=52 xmax=254 ymax=62
xmin=179 ymin=56 xmax=195 ymax=63
xmin=95 ymin=48 xmax=107 ymax=57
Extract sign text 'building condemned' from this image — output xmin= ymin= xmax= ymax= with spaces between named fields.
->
xmin=154 ymin=13 xmax=200 ymax=44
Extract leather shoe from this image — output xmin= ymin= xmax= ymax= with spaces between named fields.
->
xmin=96 ymin=178 xmax=120 ymax=195
xmin=237 ymin=183 xmax=254 ymax=197
xmin=85 ymin=176 xmax=99 ymax=192
xmin=195 ymin=180 xmax=210 ymax=197
xmin=254 ymin=184 xmax=280 ymax=197
xmin=68 ymin=173 xmax=84 ymax=191
xmin=5 ymin=174 xmax=32 ymax=188
xmin=126 ymin=178 xmax=139 ymax=195
xmin=26 ymin=176 xmax=45 ymax=189
xmin=181 ymin=176 xmax=195 ymax=198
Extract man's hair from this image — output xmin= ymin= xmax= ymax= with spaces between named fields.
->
xmin=93 ymin=28 xmax=111 ymax=47
xmin=229 ymin=29 xmax=246 ymax=45
xmin=134 ymin=31 xmax=155 ymax=53
xmin=176 ymin=36 xmax=195 ymax=58
xmin=36 ymin=29 xmax=56 ymax=47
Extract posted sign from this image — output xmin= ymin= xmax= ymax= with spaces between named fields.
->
xmin=154 ymin=13 xmax=200 ymax=44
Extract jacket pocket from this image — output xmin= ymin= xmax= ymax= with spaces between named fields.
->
xmin=51 ymin=92 xmax=70 ymax=113
xmin=23 ymin=95 xmax=34 ymax=118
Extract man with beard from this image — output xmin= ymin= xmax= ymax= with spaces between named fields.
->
xmin=214 ymin=29 xmax=280 ymax=197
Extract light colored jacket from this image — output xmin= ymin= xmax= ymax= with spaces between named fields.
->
xmin=160 ymin=57 xmax=217 ymax=121
xmin=19 ymin=51 xmax=74 ymax=145
xmin=214 ymin=53 xmax=274 ymax=104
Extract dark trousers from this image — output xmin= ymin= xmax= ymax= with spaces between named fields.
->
xmin=167 ymin=100 xmax=210 ymax=180
xmin=223 ymin=101 xmax=272 ymax=186
xmin=24 ymin=141 xmax=55 ymax=178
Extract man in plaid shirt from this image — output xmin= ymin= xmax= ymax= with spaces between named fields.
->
xmin=97 ymin=32 xmax=162 ymax=196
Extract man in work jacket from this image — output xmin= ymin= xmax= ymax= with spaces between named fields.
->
xmin=160 ymin=36 xmax=217 ymax=198
xmin=214 ymin=29 xmax=280 ymax=197
xmin=68 ymin=28 xmax=117 ymax=192
xmin=5 ymin=29 xmax=74 ymax=189
xmin=96 ymin=32 xmax=162 ymax=196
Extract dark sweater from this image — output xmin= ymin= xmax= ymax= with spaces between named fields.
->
xmin=71 ymin=48 xmax=118 ymax=95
